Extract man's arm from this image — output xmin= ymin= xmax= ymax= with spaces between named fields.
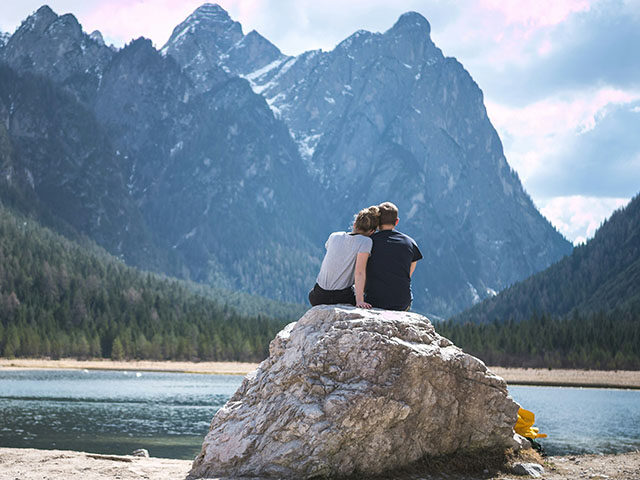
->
xmin=410 ymin=261 xmax=417 ymax=277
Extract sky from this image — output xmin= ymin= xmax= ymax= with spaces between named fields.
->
xmin=2 ymin=0 xmax=639 ymax=245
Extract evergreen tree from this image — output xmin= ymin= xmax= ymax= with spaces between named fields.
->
xmin=0 ymin=203 xmax=293 ymax=362
xmin=111 ymin=337 xmax=124 ymax=361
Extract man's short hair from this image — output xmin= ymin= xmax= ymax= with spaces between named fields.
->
xmin=378 ymin=202 xmax=398 ymax=226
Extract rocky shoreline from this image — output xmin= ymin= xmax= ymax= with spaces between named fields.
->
xmin=1 ymin=448 xmax=638 ymax=479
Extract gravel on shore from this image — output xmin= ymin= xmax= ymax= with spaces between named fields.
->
xmin=1 ymin=448 xmax=639 ymax=479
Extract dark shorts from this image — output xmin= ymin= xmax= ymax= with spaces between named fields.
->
xmin=308 ymin=283 xmax=355 ymax=306
xmin=365 ymin=298 xmax=412 ymax=311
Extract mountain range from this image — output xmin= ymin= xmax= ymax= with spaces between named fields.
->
xmin=0 ymin=4 xmax=572 ymax=317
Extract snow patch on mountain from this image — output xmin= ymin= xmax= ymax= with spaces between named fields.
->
xmin=0 ymin=32 xmax=11 ymax=48
xmin=170 ymin=141 xmax=184 ymax=157
xmin=468 ymin=282 xmax=481 ymax=304
xmin=295 ymin=132 xmax=322 ymax=162
xmin=243 ymin=57 xmax=286 ymax=82
xmin=406 ymin=192 xmax=425 ymax=220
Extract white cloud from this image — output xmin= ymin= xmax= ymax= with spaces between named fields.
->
xmin=538 ymin=195 xmax=630 ymax=244
xmin=485 ymin=87 xmax=640 ymax=191
xmin=478 ymin=0 xmax=591 ymax=28
xmin=429 ymin=0 xmax=599 ymax=75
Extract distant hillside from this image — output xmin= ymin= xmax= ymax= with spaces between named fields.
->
xmin=437 ymin=193 xmax=640 ymax=369
xmin=0 ymin=202 xmax=301 ymax=361
xmin=453 ymin=193 xmax=640 ymax=323
xmin=0 ymin=4 xmax=571 ymax=317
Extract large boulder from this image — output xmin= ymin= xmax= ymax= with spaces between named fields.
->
xmin=189 ymin=306 xmax=520 ymax=479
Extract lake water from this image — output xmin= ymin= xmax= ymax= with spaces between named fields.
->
xmin=1 ymin=369 xmax=639 ymax=459
xmin=0 ymin=369 xmax=239 ymax=459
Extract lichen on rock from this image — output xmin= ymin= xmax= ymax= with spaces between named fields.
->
xmin=189 ymin=305 xmax=520 ymax=479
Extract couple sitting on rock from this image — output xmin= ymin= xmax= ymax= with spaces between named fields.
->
xmin=309 ymin=201 xmax=423 ymax=311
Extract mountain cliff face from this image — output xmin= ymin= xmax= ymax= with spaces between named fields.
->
xmin=93 ymin=36 xmax=323 ymax=298
xmin=0 ymin=3 xmax=571 ymax=316
xmin=0 ymin=5 xmax=323 ymax=303
xmin=162 ymin=5 xmax=572 ymax=316
xmin=0 ymin=65 xmax=159 ymax=267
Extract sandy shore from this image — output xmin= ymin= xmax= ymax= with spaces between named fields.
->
xmin=489 ymin=366 xmax=640 ymax=389
xmin=2 ymin=358 xmax=640 ymax=388
xmin=0 ymin=358 xmax=259 ymax=375
xmin=1 ymin=448 xmax=638 ymax=479
xmin=0 ymin=448 xmax=190 ymax=480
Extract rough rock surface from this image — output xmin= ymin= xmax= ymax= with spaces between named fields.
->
xmin=512 ymin=462 xmax=545 ymax=478
xmin=190 ymin=306 xmax=520 ymax=479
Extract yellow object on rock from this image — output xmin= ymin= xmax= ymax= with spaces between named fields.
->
xmin=515 ymin=407 xmax=547 ymax=439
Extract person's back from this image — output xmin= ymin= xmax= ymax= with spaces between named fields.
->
xmin=365 ymin=202 xmax=422 ymax=310
xmin=309 ymin=206 xmax=379 ymax=308
xmin=316 ymin=231 xmax=371 ymax=291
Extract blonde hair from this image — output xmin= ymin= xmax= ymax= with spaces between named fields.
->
xmin=353 ymin=205 xmax=380 ymax=233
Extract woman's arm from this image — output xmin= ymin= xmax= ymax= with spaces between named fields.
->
xmin=354 ymin=252 xmax=371 ymax=309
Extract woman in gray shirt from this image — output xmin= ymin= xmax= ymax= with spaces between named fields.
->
xmin=308 ymin=206 xmax=380 ymax=308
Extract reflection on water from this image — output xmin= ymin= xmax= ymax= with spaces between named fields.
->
xmin=0 ymin=369 xmax=242 ymax=459
xmin=1 ymin=369 xmax=639 ymax=458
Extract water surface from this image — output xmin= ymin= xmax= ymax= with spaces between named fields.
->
xmin=0 ymin=369 xmax=241 ymax=459
xmin=1 ymin=369 xmax=639 ymax=458
xmin=509 ymin=385 xmax=640 ymax=455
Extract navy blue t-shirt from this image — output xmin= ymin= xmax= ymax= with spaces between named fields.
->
xmin=365 ymin=229 xmax=423 ymax=310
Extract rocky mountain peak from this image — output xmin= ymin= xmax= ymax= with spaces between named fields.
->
xmin=229 ymin=29 xmax=283 ymax=74
xmin=2 ymin=4 xmax=574 ymax=317
xmin=19 ymin=6 xmax=85 ymax=39
xmin=383 ymin=11 xmax=439 ymax=66
xmin=191 ymin=3 xmax=234 ymax=21
xmin=122 ymin=36 xmax=155 ymax=55
xmin=20 ymin=5 xmax=58 ymax=35
xmin=164 ymin=2 xmax=243 ymax=51
xmin=216 ymin=9 xmax=569 ymax=316
xmin=335 ymin=29 xmax=377 ymax=51
xmin=0 ymin=32 xmax=10 ymax=48
xmin=16 ymin=6 xmax=86 ymax=43
xmin=89 ymin=30 xmax=105 ymax=46
xmin=35 ymin=4 xmax=56 ymax=16
xmin=109 ymin=37 xmax=169 ymax=76
xmin=390 ymin=11 xmax=431 ymax=35
xmin=161 ymin=3 xmax=279 ymax=88
xmin=48 ymin=13 xmax=84 ymax=40
xmin=243 ymin=29 xmax=279 ymax=52
xmin=0 ymin=5 xmax=114 ymax=104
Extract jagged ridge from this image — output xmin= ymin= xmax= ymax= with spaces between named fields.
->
xmin=0 ymin=4 xmax=572 ymax=317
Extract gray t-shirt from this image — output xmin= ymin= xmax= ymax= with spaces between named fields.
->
xmin=316 ymin=232 xmax=373 ymax=290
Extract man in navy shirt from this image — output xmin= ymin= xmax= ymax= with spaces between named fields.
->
xmin=365 ymin=202 xmax=423 ymax=311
